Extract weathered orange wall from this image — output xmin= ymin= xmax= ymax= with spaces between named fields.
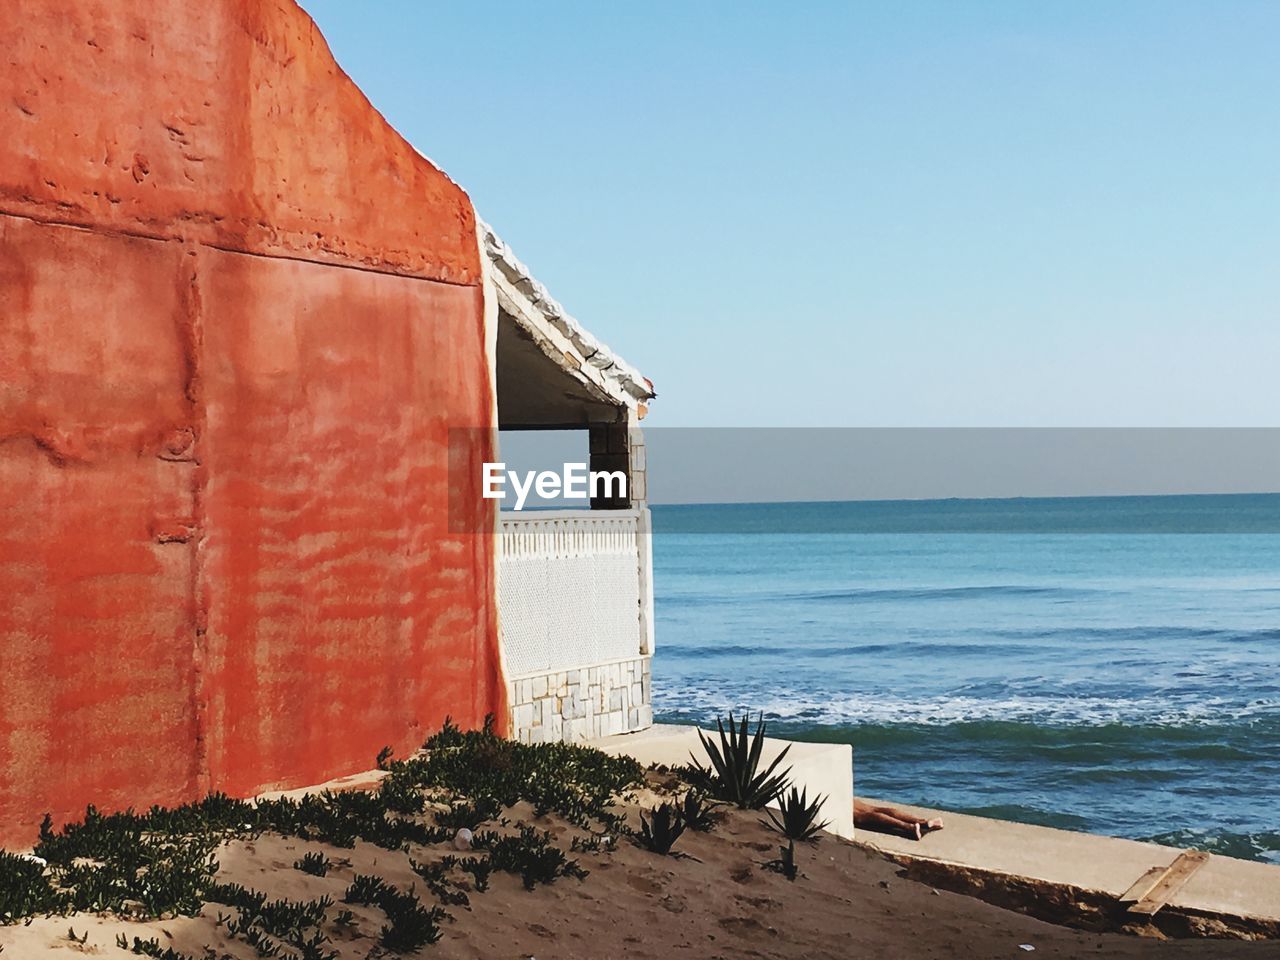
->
xmin=0 ymin=0 xmax=503 ymax=847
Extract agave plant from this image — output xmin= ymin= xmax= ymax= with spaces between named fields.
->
xmin=637 ymin=802 xmax=686 ymax=855
xmin=765 ymin=840 xmax=799 ymax=882
xmin=765 ymin=785 xmax=829 ymax=842
xmin=678 ymin=790 xmax=722 ymax=832
xmin=693 ymin=713 xmax=792 ymax=809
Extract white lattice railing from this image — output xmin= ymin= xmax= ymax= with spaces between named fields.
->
xmin=498 ymin=509 xmax=648 ymax=679
xmin=498 ymin=509 xmax=641 ymax=561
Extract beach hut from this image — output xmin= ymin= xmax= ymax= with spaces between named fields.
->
xmin=482 ymin=222 xmax=657 ymax=745
xmin=0 ymin=0 xmax=655 ymax=848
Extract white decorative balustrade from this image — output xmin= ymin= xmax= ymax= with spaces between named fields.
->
xmin=498 ymin=508 xmax=654 ymax=742
xmin=498 ymin=509 xmax=645 ymax=676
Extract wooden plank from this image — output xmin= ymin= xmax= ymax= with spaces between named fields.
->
xmin=1128 ymin=850 xmax=1210 ymax=916
xmin=1119 ymin=864 xmax=1173 ymax=904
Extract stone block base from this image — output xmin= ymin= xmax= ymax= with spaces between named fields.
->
xmin=509 ymin=657 xmax=652 ymax=745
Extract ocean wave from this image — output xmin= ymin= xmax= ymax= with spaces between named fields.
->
xmin=652 ymin=688 xmax=1280 ymax=728
xmin=1219 ymin=627 xmax=1280 ymax=643
xmin=663 ymin=584 xmax=1102 ymax=606
xmin=948 ymin=803 xmax=1092 ymax=832
xmin=879 ymin=808 xmax=1280 ymax=863
xmin=978 ymin=624 xmax=1280 ymax=645
xmin=1139 ymin=828 xmax=1280 ymax=865
xmin=656 ymin=640 xmax=1041 ymax=660
xmin=655 ymin=624 xmax=1280 ymax=651
xmin=780 ymin=585 xmax=1089 ymax=603
xmin=1045 ymin=767 xmax=1186 ymax=785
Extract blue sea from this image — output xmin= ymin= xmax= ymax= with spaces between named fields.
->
xmin=649 ymin=494 xmax=1280 ymax=863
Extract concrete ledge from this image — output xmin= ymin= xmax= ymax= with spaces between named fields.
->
xmin=857 ymin=797 xmax=1280 ymax=932
xmin=588 ymin=723 xmax=854 ymax=839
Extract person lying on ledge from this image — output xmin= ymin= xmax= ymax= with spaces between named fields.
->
xmin=854 ymin=799 xmax=944 ymax=840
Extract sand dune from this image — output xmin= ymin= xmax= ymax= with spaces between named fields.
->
xmin=3 ymin=790 xmax=1275 ymax=960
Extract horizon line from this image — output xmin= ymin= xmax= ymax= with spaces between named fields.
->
xmin=648 ymin=490 xmax=1280 ymax=509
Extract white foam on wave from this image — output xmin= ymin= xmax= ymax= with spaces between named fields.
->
xmin=652 ymin=684 xmax=1280 ymax=727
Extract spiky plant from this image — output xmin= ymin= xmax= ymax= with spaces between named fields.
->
xmin=692 ymin=713 xmax=792 ymax=809
xmin=678 ymin=790 xmax=721 ymax=832
xmin=637 ymin=802 xmax=686 ymax=855
xmin=765 ymin=840 xmax=799 ymax=881
xmin=765 ymin=786 xmax=830 ymax=842
xmin=292 ymin=851 xmax=331 ymax=877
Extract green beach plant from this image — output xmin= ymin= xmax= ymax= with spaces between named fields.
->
xmin=292 ymin=851 xmax=331 ymax=877
xmin=121 ymin=936 xmax=199 ymax=960
xmin=636 ymin=802 xmax=686 ymax=855
xmin=383 ymin=715 xmax=643 ymax=832
xmin=1 ymin=851 xmax=65 ymax=921
xmin=473 ymin=826 xmax=588 ymax=890
xmin=462 ymin=856 xmax=492 ymax=892
xmin=764 ymin=840 xmax=799 ymax=882
xmin=409 ymin=858 xmax=470 ymax=907
xmin=765 ymin=786 xmax=830 ymax=842
xmin=434 ymin=795 xmax=503 ymax=831
xmin=0 ymin=719 xmax=628 ymax=931
xmin=692 ymin=713 xmax=792 ymax=809
xmin=678 ymin=790 xmax=722 ymax=832
xmin=208 ymin=882 xmax=336 ymax=959
xmin=343 ymin=874 xmax=446 ymax=952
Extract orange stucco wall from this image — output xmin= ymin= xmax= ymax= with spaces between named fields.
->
xmin=0 ymin=0 xmax=504 ymax=847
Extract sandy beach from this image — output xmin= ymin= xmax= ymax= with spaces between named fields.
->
xmin=3 ymin=786 xmax=1275 ymax=960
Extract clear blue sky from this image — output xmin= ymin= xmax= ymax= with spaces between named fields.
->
xmin=300 ymin=1 xmax=1277 ymax=428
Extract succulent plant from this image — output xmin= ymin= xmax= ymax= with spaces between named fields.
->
xmin=637 ymin=802 xmax=686 ymax=855
xmin=678 ymin=790 xmax=722 ymax=832
xmin=692 ymin=713 xmax=792 ymax=809
xmin=765 ymin=785 xmax=830 ymax=842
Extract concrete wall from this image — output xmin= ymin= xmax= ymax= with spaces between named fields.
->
xmin=496 ymin=506 xmax=655 ymax=745
xmin=0 ymin=0 xmax=504 ymax=847
xmin=591 ymin=725 xmax=855 ymax=840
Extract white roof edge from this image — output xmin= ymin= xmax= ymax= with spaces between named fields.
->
xmin=477 ymin=217 xmax=656 ymax=407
